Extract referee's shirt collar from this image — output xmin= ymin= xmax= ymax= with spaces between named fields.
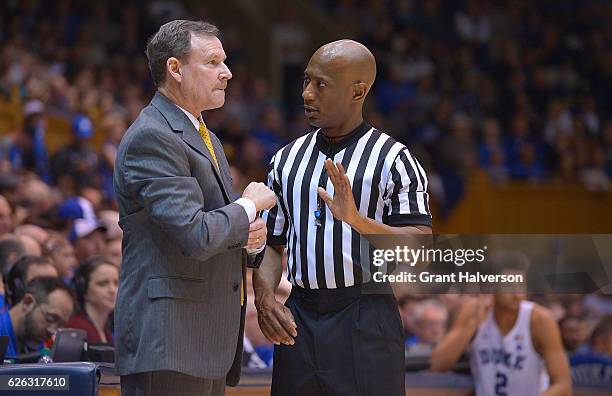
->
xmin=316 ymin=122 xmax=371 ymax=157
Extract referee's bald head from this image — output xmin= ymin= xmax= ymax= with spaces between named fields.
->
xmin=310 ymin=39 xmax=377 ymax=93
xmin=303 ymin=40 xmax=377 ymax=130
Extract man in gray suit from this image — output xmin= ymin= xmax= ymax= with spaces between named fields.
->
xmin=113 ymin=20 xmax=276 ymax=396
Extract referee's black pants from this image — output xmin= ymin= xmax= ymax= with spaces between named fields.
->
xmin=271 ymin=283 xmax=405 ymax=396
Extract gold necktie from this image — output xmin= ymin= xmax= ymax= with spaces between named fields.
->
xmin=199 ymin=120 xmax=244 ymax=306
xmin=198 ymin=121 xmax=220 ymax=171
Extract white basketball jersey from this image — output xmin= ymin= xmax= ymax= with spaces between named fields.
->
xmin=469 ymin=301 xmax=549 ymax=396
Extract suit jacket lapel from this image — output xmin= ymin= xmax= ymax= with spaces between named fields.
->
xmin=182 ymin=118 xmax=232 ymax=203
xmin=151 ymin=92 xmax=232 ymax=203
xmin=208 ymin=130 xmax=235 ymax=197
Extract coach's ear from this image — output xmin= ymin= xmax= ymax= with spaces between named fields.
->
xmin=352 ymin=81 xmax=367 ymax=102
xmin=167 ymin=57 xmax=182 ymax=83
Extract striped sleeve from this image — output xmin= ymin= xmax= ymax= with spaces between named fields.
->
xmin=262 ymin=155 xmax=289 ymax=246
xmin=383 ymin=149 xmax=432 ymax=227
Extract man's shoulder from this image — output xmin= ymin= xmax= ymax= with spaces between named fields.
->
xmin=127 ymin=104 xmax=167 ymax=134
xmin=367 ymin=127 xmax=416 ymax=171
xmin=119 ymin=105 xmax=178 ymax=150
xmin=270 ymin=129 xmax=318 ymax=163
xmin=528 ymin=302 xmax=559 ymax=351
xmin=372 ymin=127 xmax=409 ymax=152
xmin=530 ymin=302 xmax=556 ymax=331
xmin=0 ymin=308 xmax=13 ymax=335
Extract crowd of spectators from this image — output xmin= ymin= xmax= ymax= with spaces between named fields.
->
xmin=0 ymin=0 xmax=609 ymax=377
xmin=1 ymin=1 xmax=610 ymax=212
xmin=0 ymin=192 xmax=120 ymax=358
xmin=315 ymin=0 xmax=611 ymax=213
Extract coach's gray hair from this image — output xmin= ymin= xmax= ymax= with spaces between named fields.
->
xmin=146 ymin=19 xmax=220 ymax=87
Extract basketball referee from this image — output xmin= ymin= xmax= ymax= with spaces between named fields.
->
xmin=254 ymin=40 xmax=432 ymax=396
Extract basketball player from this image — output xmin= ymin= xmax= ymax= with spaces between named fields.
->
xmin=431 ymin=271 xmax=571 ymax=395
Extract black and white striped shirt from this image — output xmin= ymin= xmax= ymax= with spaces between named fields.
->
xmin=263 ymin=122 xmax=432 ymax=289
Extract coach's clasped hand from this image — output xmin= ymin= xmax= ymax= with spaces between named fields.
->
xmin=246 ymin=218 xmax=267 ymax=250
xmin=242 ymin=182 xmax=277 ymax=211
xmin=242 ymin=182 xmax=275 ymax=250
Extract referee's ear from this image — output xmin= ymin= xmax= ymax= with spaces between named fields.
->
xmin=352 ymin=81 xmax=368 ymax=102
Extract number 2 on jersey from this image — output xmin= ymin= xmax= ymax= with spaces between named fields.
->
xmin=495 ymin=372 xmax=508 ymax=396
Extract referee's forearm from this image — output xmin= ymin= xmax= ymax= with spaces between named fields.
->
xmin=351 ymin=213 xmax=432 ymax=236
xmin=253 ymin=245 xmax=284 ymax=302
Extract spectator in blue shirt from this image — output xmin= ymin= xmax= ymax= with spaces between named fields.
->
xmin=569 ymin=316 xmax=612 ymax=389
xmin=0 ymin=277 xmax=73 ymax=358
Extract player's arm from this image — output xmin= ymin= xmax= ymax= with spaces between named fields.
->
xmin=532 ymin=305 xmax=572 ymax=396
xmin=430 ymin=296 xmax=489 ymax=371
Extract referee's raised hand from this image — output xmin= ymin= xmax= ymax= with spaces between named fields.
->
xmin=317 ymin=159 xmax=361 ymax=226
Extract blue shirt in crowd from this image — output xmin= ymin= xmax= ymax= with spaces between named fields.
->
xmin=0 ymin=299 xmax=18 ymax=358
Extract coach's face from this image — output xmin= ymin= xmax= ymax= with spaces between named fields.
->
xmin=302 ymin=56 xmax=354 ymax=129
xmin=179 ymin=34 xmax=232 ymax=111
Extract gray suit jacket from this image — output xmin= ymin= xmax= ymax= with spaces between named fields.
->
xmin=113 ymin=92 xmax=254 ymax=385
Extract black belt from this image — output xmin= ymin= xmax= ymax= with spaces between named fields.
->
xmin=290 ymin=282 xmax=393 ymax=314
